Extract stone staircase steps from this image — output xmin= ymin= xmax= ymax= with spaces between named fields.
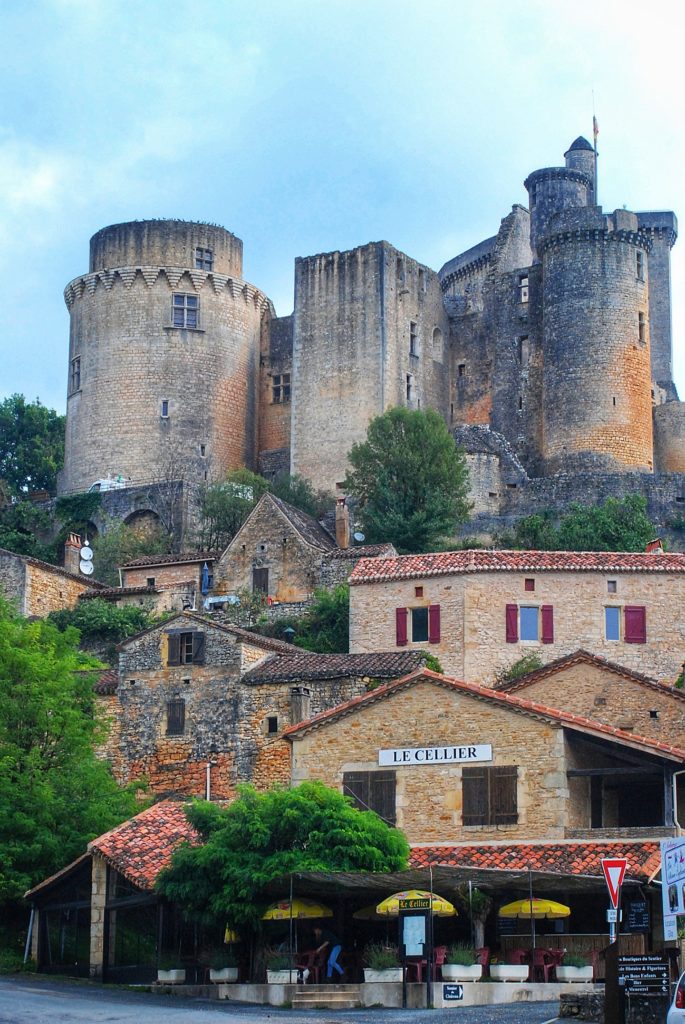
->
xmin=290 ymin=983 xmax=362 ymax=1009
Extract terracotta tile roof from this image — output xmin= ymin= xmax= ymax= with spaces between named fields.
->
xmin=284 ymin=668 xmax=685 ymax=761
xmin=0 ymin=546 xmax=108 ymax=588
xmin=410 ymin=841 xmax=661 ymax=883
xmin=243 ymin=650 xmax=427 ymax=684
xmin=349 ymin=548 xmax=685 ymax=584
xmin=115 ymin=610 xmax=302 ymax=655
xmin=79 ymin=585 xmax=158 ymax=601
xmin=93 ymin=669 xmax=118 ymax=695
xmin=123 ymin=551 xmax=216 ymax=568
xmin=495 ymin=648 xmax=685 ymax=697
xmin=90 ymin=800 xmax=197 ymax=890
xmin=324 ymin=543 xmax=397 ymax=561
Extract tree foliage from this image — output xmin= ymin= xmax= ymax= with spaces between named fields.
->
xmin=156 ymin=781 xmax=410 ymax=927
xmin=343 ymin=407 xmax=471 ymax=553
xmin=249 ymin=585 xmax=349 ymax=653
xmin=0 ymin=500 xmax=55 ymax=560
xmin=92 ymin=516 xmax=172 ymax=586
xmin=0 ymin=395 xmax=65 ymax=497
xmin=0 ymin=600 xmax=141 ymax=904
xmin=48 ymin=598 xmax=165 ymax=649
xmin=497 ymin=495 xmax=657 ymax=553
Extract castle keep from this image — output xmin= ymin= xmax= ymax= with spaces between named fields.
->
xmin=59 ymin=136 xmax=685 ymax=535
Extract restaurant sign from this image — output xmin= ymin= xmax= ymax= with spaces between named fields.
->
xmin=399 ymin=897 xmax=431 ymax=910
xmin=379 ymin=744 xmax=492 ymax=766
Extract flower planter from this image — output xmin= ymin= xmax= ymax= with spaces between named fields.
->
xmin=209 ymin=967 xmax=238 ymax=983
xmin=157 ymin=968 xmax=186 ymax=984
xmin=267 ymin=969 xmax=297 ymax=984
xmin=557 ymin=965 xmax=593 ymax=983
xmin=441 ymin=963 xmax=483 ymax=981
xmin=490 ymin=964 xmax=529 ymax=982
xmin=363 ymin=968 xmax=403 ymax=983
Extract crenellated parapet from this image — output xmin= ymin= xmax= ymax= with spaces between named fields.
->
xmin=64 ymin=267 xmax=274 ymax=316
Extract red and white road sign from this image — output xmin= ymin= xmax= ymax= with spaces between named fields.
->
xmin=601 ymin=858 xmax=627 ymax=909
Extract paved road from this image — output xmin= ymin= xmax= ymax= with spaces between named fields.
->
xmin=0 ymin=976 xmax=559 ymax=1024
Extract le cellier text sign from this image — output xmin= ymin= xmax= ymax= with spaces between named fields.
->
xmin=379 ymin=744 xmax=493 ymax=766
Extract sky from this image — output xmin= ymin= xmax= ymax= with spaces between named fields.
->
xmin=1 ymin=0 xmax=684 ymax=413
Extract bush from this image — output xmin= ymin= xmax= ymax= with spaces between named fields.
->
xmin=494 ymin=652 xmax=543 ymax=686
xmin=562 ymin=952 xmax=589 ymax=968
xmin=446 ymin=944 xmax=476 ymax=965
xmin=363 ymin=942 xmax=400 ymax=969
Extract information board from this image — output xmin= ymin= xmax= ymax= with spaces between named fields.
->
xmin=617 ymin=955 xmax=669 ymax=997
xmin=624 ymin=900 xmax=649 ymax=933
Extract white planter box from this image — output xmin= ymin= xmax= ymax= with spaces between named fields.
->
xmin=441 ymin=963 xmax=482 ymax=981
xmin=157 ymin=969 xmax=186 ymax=984
xmin=363 ymin=967 xmax=402 ymax=983
xmin=557 ymin=965 xmax=593 ymax=982
xmin=210 ymin=967 xmax=238 ymax=983
xmin=267 ymin=969 xmax=297 ymax=984
xmin=490 ymin=964 xmax=529 ymax=982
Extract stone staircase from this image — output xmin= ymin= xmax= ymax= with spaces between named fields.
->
xmin=290 ymin=983 xmax=363 ymax=1009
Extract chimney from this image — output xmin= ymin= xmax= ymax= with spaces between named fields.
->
xmin=335 ymin=497 xmax=350 ymax=550
xmin=64 ymin=533 xmax=82 ymax=574
xmin=290 ymin=686 xmax=311 ymax=724
xmin=645 ymin=538 xmax=664 ymax=554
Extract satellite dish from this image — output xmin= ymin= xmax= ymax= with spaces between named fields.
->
xmin=80 ymin=560 xmax=94 ymax=576
xmin=353 ymin=532 xmax=365 ymax=543
xmin=80 ymin=545 xmax=93 ymax=561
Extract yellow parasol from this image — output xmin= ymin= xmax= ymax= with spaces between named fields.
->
xmin=376 ymin=889 xmax=457 ymax=917
xmin=353 ymin=904 xmax=385 ymax=921
xmin=223 ymin=927 xmax=240 ymax=943
xmin=262 ymin=897 xmax=333 ymax=921
xmin=498 ymin=898 xmax=571 ymax=920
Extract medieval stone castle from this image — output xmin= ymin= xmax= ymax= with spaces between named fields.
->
xmin=58 ymin=135 xmax=685 ymax=539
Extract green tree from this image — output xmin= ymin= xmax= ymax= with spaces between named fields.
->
xmin=92 ymin=516 xmax=172 ymax=585
xmin=343 ymin=407 xmax=470 ymax=553
xmin=156 ymin=781 xmax=409 ymax=927
xmin=0 ymin=500 xmax=55 ymax=560
xmin=0 ymin=395 xmax=65 ymax=496
xmin=48 ymin=598 xmax=165 ymax=658
xmin=249 ymin=585 xmax=349 ymax=653
xmin=269 ymin=474 xmax=333 ymax=520
xmin=556 ymin=494 xmax=656 ymax=552
xmin=197 ymin=469 xmax=270 ymax=551
xmin=0 ymin=600 xmax=141 ymax=904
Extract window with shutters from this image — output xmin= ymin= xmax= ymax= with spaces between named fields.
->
xmin=462 ymin=765 xmax=518 ymax=826
xmin=252 ymin=567 xmax=269 ymax=594
xmin=506 ymin=604 xmax=553 ymax=644
xmin=411 ymin=607 xmax=428 ymax=642
xmin=605 ymin=606 xmax=620 ymax=641
xmin=624 ymin=605 xmax=646 ymax=644
xmin=166 ymin=631 xmax=206 ymax=666
xmin=343 ymin=771 xmax=396 ymax=825
xmin=166 ymin=699 xmax=186 ymax=736
xmin=396 ymin=605 xmax=440 ymax=645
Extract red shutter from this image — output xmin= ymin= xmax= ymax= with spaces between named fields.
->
xmin=541 ymin=605 xmax=554 ymax=644
xmin=428 ymin=604 xmax=441 ymax=643
xmin=395 ymin=607 xmax=408 ymax=646
xmin=505 ymin=604 xmax=518 ymax=643
xmin=624 ymin=606 xmax=646 ymax=644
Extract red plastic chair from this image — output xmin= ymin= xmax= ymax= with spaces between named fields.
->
xmin=476 ymin=947 xmax=490 ymax=977
xmin=508 ymin=947 xmax=529 ymax=965
xmin=530 ymin=948 xmax=555 ymax=983
xmin=295 ymin=948 xmax=327 ymax=984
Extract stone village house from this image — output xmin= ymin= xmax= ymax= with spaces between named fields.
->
xmin=348 ymin=549 xmax=685 ymax=683
xmin=0 ymin=543 xmax=107 ymax=616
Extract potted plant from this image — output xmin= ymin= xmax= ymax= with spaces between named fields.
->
xmin=490 ymin=957 xmax=529 ymax=982
xmin=556 ymin=952 xmax=593 ymax=983
xmin=441 ymin=944 xmax=483 ymax=982
xmin=265 ymin=949 xmax=296 ymax=984
xmin=363 ymin=942 xmax=402 ymax=983
xmin=209 ymin=948 xmax=239 ymax=983
xmin=157 ymin=955 xmax=186 ymax=984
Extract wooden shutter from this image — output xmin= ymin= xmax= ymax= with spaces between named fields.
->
xmin=167 ymin=633 xmax=181 ymax=666
xmin=428 ymin=604 xmax=441 ymax=644
xmin=624 ymin=606 xmax=646 ymax=644
xmin=166 ymin=699 xmax=185 ymax=735
xmin=192 ymin=631 xmax=206 ymax=664
xmin=370 ymin=771 xmax=396 ymax=825
xmin=491 ymin=766 xmax=518 ymax=824
xmin=343 ymin=771 xmax=369 ymax=813
xmin=396 ymin=607 xmax=408 ymax=646
xmin=253 ymin=567 xmax=269 ymax=594
xmin=541 ymin=605 xmax=554 ymax=644
xmin=462 ymin=766 xmax=488 ymax=825
xmin=505 ymin=604 xmax=518 ymax=643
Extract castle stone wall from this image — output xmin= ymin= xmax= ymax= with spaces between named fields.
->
xmin=258 ymin=313 xmax=292 ymax=470
xmin=637 ymin=213 xmax=678 ymax=389
xmin=89 ymin=220 xmax=243 ymax=277
xmin=654 ymin=403 xmax=685 ymax=473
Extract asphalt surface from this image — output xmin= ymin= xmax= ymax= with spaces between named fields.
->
xmin=0 ymin=976 xmax=560 ymax=1023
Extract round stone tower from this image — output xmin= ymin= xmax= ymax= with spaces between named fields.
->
xmin=60 ymin=220 xmax=273 ymax=494
xmin=524 ymin=157 xmax=591 ymax=263
xmin=539 ymin=207 xmax=653 ymax=474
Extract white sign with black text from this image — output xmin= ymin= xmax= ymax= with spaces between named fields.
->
xmin=378 ymin=744 xmax=493 ymax=766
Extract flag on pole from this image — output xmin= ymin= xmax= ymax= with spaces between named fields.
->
xmin=593 ymin=115 xmax=599 ymax=139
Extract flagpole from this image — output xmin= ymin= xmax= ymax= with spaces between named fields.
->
xmin=592 ymin=102 xmax=599 ymax=206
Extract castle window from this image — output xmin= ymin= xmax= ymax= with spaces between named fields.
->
xmin=172 ymin=293 xmax=199 ymax=328
xmin=432 ymin=327 xmax=443 ymax=362
xmin=638 ymin=311 xmax=646 ymax=344
xmin=396 ymin=258 xmax=405 ymax=283
xmin=166 ymin=699 xmax=186 ymax=736
xmin=195 ymin=247 xmax=213 ymax=271
xmin=418 ymin=268 xmax=426 ymax=292
xmin=409 ymin=321 xmax=418 ymax=357
xmin=200 ymin=444 xmax=206 ymax=457
xmin=272 ymin=373 xmax=291 ymax=403
xmin=406 ymin=373 xmax=414 ymax=402
xmin=457 ymin=363 xmax=466 ymax=378
xmin=69 ymin=356 xmax=81 ymax=394
xmin=160 ymin=399 xmax=169 ymax=418
xmin=267 ymin=715 xmax=278 ymax=734
xmin=518 ymin=336 xmax=530 ymax=365
xmin=519 ymin=275 xmax=529 ymax=303
xmin=518 ymin=396 xmax=523 ymax=411
xmin=636 ymin=251 xmax=644 ymax=281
